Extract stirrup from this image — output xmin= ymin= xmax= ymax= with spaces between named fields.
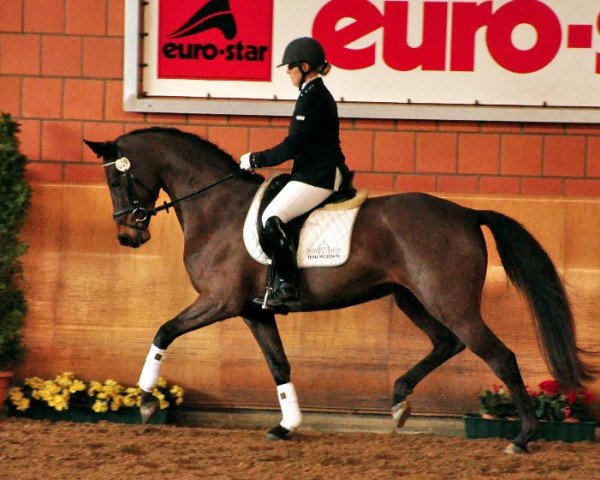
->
xmin=253 ymin=287 xmax=275 ymax=310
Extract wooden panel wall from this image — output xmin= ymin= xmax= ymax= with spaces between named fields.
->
xmin=16 ymin=184 xmax=600 ymax=415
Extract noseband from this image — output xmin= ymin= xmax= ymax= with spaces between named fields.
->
xmin=103 ymin=156 xmax=243 ymax=230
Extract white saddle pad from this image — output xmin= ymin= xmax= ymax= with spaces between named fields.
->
xmin=243 ymin=178 xmax=366 ymax=268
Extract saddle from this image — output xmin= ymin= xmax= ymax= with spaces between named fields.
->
xmin=243 ymin=172 xmax=367 ymax=268
xmin=256 ymin=173 xmax=357 ymax=256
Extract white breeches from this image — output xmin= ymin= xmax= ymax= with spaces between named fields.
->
xmin=261 ymin=168 xmax=342 ymax=226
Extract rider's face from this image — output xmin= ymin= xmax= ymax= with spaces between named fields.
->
xmin=287 ymin=63 xmax=307 ymax=88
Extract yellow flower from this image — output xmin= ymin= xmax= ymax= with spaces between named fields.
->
xmin=92 ymin=400 xmax=109 ymax=413
xmin=48 ymin=393 xmax=69 ymax=411
xmin=69 ymin=380 xmax=86 ymax=393
xmin=122 ymin=394 xmax=138 ymax=408
xmin=56 ymin=372 xmax=75 ymax=387
xmin=16 ymin=398 xmax=30 ymax=411
xmin=159 ymin=399 xmax=170 ymax=410
xmin=25 ymin=376 xmax=45 ymax=389
xmin=156 ymin=377 xmax=168 ymax=388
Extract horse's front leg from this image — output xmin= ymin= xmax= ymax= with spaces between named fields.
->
xmin=138 ymin=295 xmax=238 ymax=423
xmin=243 ymin=310 xmax=301 ymax=440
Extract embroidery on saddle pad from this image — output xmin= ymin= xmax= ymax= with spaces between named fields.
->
xmin=242 ymin=177 xmax=367 ymax=268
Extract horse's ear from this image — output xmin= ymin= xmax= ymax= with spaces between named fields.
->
xmin=84 ymin=140 xmax=118 ymax=159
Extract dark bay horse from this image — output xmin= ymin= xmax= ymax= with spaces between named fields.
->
xmin=85 ymin=127 xmax=595 ymax=453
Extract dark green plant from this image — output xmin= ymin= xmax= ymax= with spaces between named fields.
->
xmin=0 ymin=113 xmax=31 ymax=371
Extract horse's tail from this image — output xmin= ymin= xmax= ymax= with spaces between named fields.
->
xmin=477 ymin=209 xmax=596 ymax=390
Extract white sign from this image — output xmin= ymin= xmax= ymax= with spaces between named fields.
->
xmin=124 ymin=0 xmax=600 ymax=122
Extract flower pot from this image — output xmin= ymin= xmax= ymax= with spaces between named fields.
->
xmin=8 ymin=403 xmax=169 ymax=425
xmin=0 ymin=372 xmax=14 ymax=411
xmin=464 ymin=414 xmax=597 ymax=442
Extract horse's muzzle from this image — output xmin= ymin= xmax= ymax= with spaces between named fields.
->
xmin=117 ymin=227 xmax=151 ymax=248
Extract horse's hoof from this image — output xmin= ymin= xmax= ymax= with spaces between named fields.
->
xmin=504 ymin=443 xmax=529 ymax=455
xmin=391 ymin=400 xmax=412 ymax=428
xmin=140 ymin=400 xmax=159 ymax=424
xmin=265 ymin=425 xmax=290 ymax=441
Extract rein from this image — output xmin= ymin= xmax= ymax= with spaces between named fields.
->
xmin=104 ymin=156 xmax=243 ymax=227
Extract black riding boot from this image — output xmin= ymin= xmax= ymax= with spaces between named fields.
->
xmin=256 ymin=216 xmax=299 ymax=307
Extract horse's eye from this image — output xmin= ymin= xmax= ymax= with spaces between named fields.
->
xmin=110 ymin=179 xmax=120 ymax=189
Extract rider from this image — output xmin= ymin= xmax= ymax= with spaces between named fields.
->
xmin=239 ymin=36 xmax=351 ymax=308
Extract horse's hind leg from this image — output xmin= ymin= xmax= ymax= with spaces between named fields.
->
xmin=450 ymin=315 xmax=540 ymax=453
xmin=391 ymin=288 xmax=466 ymax=427
xmin=243 ymin=310 xmax=300 ymax=440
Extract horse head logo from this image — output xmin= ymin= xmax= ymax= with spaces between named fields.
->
xmin=168 ymin=0 xmax=237 ymax=40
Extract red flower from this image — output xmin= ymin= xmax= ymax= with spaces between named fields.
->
xmin=539 ymin=379 xmax=561 ymax=395
xmin=565 ymin=390 xmax=578 ymax=405
xmin=583 ymin=391 xmax=594 ymax=405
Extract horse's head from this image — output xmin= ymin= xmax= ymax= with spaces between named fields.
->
xmin=84 ymin=138 xmax=160 ymax=248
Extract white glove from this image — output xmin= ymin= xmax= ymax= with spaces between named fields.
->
xmin=239 ymin=152 xmax=253 ymax=170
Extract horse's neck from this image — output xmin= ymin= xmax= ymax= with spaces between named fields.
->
xmin=158 ymin=159 xmax=257 ymax=236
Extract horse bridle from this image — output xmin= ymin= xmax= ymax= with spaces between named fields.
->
xmin=103 ymin=156 xmax=243 ymax=229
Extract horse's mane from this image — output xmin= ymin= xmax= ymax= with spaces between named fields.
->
xmin=122 ymin=126 xmax=263 ymax=183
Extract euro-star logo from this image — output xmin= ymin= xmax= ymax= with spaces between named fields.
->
xmin=312 ymin=0 xmax=600 ymax=74
xmin=158 ymin=0 xmax=273 ymax=81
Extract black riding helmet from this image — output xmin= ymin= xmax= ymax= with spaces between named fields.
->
xmin=277 ymin=37 xmax=326 ymax=68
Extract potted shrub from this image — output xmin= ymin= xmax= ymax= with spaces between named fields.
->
xmin=0 ymin=113 xmax=31 ymax=406
xmin=465 ymin=380 xmax=597 ymax=442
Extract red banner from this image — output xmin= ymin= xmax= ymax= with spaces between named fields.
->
xmin=158 ymin=0 xmax=273 ymax=81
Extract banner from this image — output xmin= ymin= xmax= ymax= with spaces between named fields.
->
xmin=124 ymin=0 xmax=600 ymax=121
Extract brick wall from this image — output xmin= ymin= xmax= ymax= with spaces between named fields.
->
xmin=2 ymin=0 xmax=600 ymax=196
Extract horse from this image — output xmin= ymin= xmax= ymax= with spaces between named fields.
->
xmin=84 ymin=126 xmax=595 ymax=453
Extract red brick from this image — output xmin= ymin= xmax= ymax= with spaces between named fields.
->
xmin=522 ymin=123 xmax=565 ymax=134
xmin=354 ymin=118 xmax=396 ymax=130
xmin=17 ymin=119 xmax=42 ymax=160
xmin=178 ymin=125 xmax=209 ymax=142
xmin=0 ymin=76 xmax=21 ymax=115
xmin=25 ymin=162 xmax=63 ymax=182
xmin=501 ymin=135 xmax=542 ymax=175
xmin=22 ymin=77 xmax=62 ymax=118
xmin=145 ymin=113 xmax=188 ymax=125
xmin=339 ymin=118 xmax=354 ymax=129
xmin=105 ymin=80 xmax=143 ymax=121
xmin=64 ymin=79 xmax=104 ymax=120
xmin=188 ymin=114 xmax=229 ymax=125
xmin=42 ymin=36 xmax=82 ymax=76
xmin=340 ymin=130 xmax=373 ymax=171
xmin=437 ymin=176 xmax=478 ymax=194
xmin=208 ymin=126 xmax=249 ymax=159
xmin=0 ymin=34 xmax=40 ymax=74
xmin=543 ymin=135 xmax=585 ymax=177
xmin=521 ymin=178 xmax=563 ymax=196
xmin=373 ymin=131 xmax=414 ymax=172
xmin=83 ymin=37 xmax=123 ymax=78
xmin=25 ymin=0 xmax=65 ymax=33
xmin=396 ymin=120 xmax=437 ymax=131
xmin=479 ymin=176 xmax=520 ymax=194
xmin=269 ymin=116 xmax=291 ymax=127
xmin=249 ymin=127 xmax=287 ymax=152
xmin=66 ymin=0 xmax=106 ymax=35
xmin=65 ymin=164 xmax=106 ymax=182
xmin=395 ymin=174 xmax=436 ymax=193
xmin=480 ymin=122 xmax=522 ymax=133
xmin=566 ymin=124 xmax=600 ymax=135
xmin=0 ymin=2 xmax=23 ymax=31
xmin=458 ymin=133 xmax=500 ymax=174
xmin=586 ymin=137 xmax=600 ymax=177
xmin=416 ymin=132 xmax=457 ymax=173
xmin=230 ymin=116 xmax=271 ymax=127
xmin=565 ymin=179 xmax=600 ymax=197
xmin=354 ymin=173 xmax=394 ymax=192
xmin=41 ymin=120 xmax=83 ymax=162
xmin=438 ymin=121 xmax=479 ymax=132
xmin=82 ymin=122 xmax=126 ymax=162
xmin=107 ymin=0 xmax=125 ymax=36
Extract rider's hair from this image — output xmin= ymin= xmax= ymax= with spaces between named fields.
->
xmin=316 ymin=61 xmax=332 ymax=76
